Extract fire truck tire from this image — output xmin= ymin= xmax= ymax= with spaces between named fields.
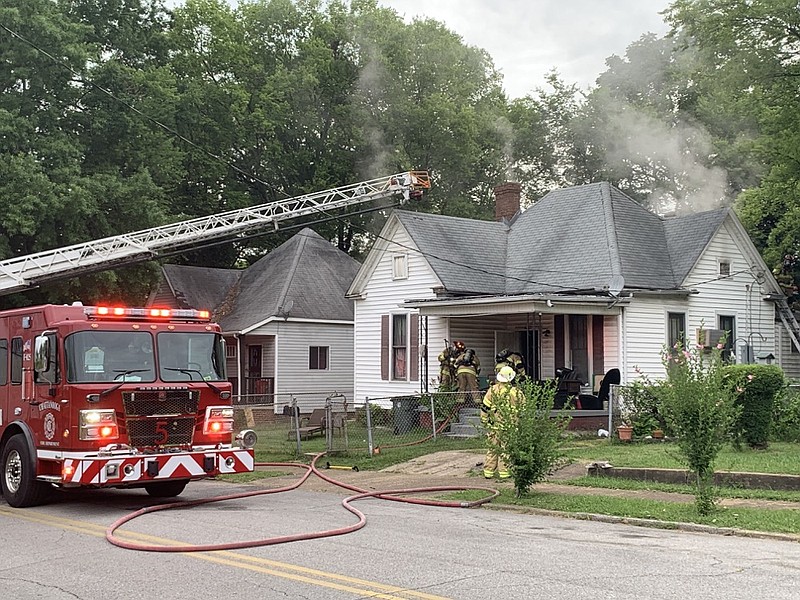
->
xmin=144 ymin=480 xmax=189 ymax=498
xmin=1 ymin=434 xmax=51 ymax=508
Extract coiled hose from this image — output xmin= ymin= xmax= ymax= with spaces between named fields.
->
xmin=106 ymin=452 xmax=499 ymax=552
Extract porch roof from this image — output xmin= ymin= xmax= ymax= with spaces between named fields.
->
xmin=402 ymin=292 xmax=630 ymax=317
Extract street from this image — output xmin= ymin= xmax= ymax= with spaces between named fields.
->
xmin=0 ymin=479 xmax=798 ymax=599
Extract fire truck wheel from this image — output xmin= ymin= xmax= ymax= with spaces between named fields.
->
xmin=1 ymin=434 xmax=51 ymax=508
xmin=144 ymin=480 xmax=189 ymax=498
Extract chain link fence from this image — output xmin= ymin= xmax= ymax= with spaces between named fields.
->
xmin=232 ymin=390 xmax=482 ymax=458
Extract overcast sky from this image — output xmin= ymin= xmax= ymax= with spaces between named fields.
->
xmin=378 ymin=0 xmax=672 ymax=98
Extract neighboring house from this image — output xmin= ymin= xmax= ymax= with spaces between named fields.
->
xmin=148 ymin=228 xmax=360 ymax=409
xmin=346 ymin=182 xmax=800 ymax=406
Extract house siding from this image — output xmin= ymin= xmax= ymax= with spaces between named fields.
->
xmin=625 ymin=222 xmax=779 ymax=384
xmin=271 ymin=321 xmax=353 ymax=408
xmin=776 ymin=324 xmax=800 ymax=379
xmin=353 ymin=224 xmax=443 ymax=404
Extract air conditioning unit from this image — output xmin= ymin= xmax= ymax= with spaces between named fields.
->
xmin=696 ymin=328 xmax=725 ymax=348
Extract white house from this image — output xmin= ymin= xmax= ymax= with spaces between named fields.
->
xmin=148 ymin=228 xmax=360 ymax=410
xmin=346 ymin=182 xmax=800 ymax=406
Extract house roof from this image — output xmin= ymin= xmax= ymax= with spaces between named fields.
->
xmin=217 ymin=228 xmax=360 ymax=332
xmin=160 ymin=264 xmax=241 ymax=312
xmin=157 ymin=228 xmax=360 ymax=333
xmin=358 ymin=182 xmax=738 ymax=298
xmin=394 ymin=210 xmax=509 ymax=295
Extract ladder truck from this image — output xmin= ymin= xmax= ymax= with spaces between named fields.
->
xmin=0 ymin=171 xmax=430 ymax=506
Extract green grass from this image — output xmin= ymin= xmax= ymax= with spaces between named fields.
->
xmin=446 ymin=489 xmax=800 ymax=534
xmin=563 ymin=439 xmax=800 ymax=474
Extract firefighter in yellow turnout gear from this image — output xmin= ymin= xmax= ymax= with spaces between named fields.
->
xmin=481 ymin=365 xmax=523 ymax=479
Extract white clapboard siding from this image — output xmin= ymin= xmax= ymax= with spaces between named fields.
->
xmin=354 ymin=221 xmax=443 ymax=403
xmin=624 ymin=220 xmax=778 ymax=383
xmin=269 ymin=321 xmax=354 ymax=407
xmin=684 ymin=221 xmax=775 ymax=359
xmin=775 ymin=322 xmax=800 ymax=378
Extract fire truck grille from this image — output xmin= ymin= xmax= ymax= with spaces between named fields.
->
xmin=122 ymin=390 xmax=199 ymax=417
xmin=127 ymin=417 xmax=195 ymax=447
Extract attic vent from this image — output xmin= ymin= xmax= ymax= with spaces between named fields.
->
xmin=719 ymin=261 xmax=731 ymax=277
xmin=696 ymin=328 xmax=725 ymax=348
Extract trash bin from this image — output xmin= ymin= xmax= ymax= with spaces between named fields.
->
xmin=391 ymin=397 xmax=419 ymax=435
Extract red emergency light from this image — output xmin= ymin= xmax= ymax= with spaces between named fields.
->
xmin=85 ymin=306 xmax=211 ymax=322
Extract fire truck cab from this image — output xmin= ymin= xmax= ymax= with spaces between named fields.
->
xmin=0 ymin=303 xmax=255 ymax=507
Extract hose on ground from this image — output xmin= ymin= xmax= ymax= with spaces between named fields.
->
xmin=105 ymin=453 xmax=499 ymax=552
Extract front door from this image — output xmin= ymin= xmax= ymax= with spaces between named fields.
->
xmin=247 ymin=345 xmax=262 ymax=395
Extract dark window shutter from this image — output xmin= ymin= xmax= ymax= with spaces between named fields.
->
xmin=380 ymin=315 xmax=389 ymax=380
xmin=554 ymin=315 xmax=564 ymax=371
xmin=592 ymin=315 xmax=604 ymax=375
xmin=409 ymin=314 xmax=419 ymax=381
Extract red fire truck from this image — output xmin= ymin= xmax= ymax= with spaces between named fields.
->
xmin=0 ymin=303 xmax=256 ymax=507
xmin=0 ymin=171 xmax=430 ymax=507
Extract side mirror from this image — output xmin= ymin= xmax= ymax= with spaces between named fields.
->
xmin=34 ymin=334 xmax=54 ymax=384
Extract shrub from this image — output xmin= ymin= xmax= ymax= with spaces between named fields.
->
xmin=771 ymin=382 xmax=800 ymax=442
xmin=723 ymin=364 xmax=785 ymax=449
xmin=488 ymin=380 xmax=571 ymax=497
xmin=618 ymin=381 xmax=665 ymax=437
xmin=645 ymin=342 xmax=739 ymax=515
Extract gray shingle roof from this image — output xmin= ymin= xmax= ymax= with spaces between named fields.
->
xmin=218 ymin=228 xmax=360 ymax=332
xmin=664 ymin=208 xmax=729 ymax=284
xmin=394 ymin=210 xmax=509 ymax=295
xmin=391 ymin=183 xmax=728 ymax=296
xmin=161 ymin=264 xmax=241 ymax=312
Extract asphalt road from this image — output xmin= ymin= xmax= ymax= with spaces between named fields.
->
xmin=1 ymin=478 xmax=799 ymax=600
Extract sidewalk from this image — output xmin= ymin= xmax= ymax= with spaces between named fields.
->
xmin=290 ymin=450 xmax=800 ymax=512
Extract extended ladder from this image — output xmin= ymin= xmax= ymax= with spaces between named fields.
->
xmin=775 ymin=297 xmax=800 ymax=353
xmin=0 ymin=171 xmax=429 ymax=296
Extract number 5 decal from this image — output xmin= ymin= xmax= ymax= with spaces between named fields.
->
xmin=154 ymin=420 xmax=169 ymax=444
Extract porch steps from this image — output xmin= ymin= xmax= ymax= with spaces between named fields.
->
xmin=443 ymin=407 xmax=482 ymax=438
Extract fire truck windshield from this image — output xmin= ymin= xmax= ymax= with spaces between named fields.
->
xmin=157 ymin=331 xmax=226 ymax=382
xmin=65 ymin=331 xmax=226 ymax=383
xmin=65 ymin=331 xmax=156 ymax=383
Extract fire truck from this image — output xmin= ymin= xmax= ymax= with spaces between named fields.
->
xmin=0 ymin=171 xmax=430 ymax=507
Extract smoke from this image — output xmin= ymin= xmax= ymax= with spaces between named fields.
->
xmin=596 ymin=96 xmax=730 ymax=214
xmin=492 ymin=115 xmax=516 ymax=182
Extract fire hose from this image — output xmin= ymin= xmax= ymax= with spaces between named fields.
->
xmin=105 ymin=453 xmax=499 ymax=552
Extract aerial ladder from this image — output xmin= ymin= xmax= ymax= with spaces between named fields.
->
xmin=0 ymin=171 xmax=430 ymax=296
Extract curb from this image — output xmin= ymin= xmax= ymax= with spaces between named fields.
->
xmin=482 ymin=502 xmax=800 ymax=543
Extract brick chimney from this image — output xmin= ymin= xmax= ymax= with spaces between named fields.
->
xmin=494 ymin=182 xmax=521 ymax=222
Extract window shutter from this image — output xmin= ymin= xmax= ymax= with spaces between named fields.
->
xmin=380 ymin=315 xmax=389 ymax=380
xmin=410 ymin=314 xmax=419 ymax=381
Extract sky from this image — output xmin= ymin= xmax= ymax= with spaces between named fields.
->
xmin=378 ymin=0 xmax=672 ymax=98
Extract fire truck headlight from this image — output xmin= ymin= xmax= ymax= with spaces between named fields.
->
xmin=79 ymin=409 xmax=119 ymax=441
xmin=203 ymin=406 xmax=235 ymax=435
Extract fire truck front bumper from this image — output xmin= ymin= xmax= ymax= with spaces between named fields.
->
xmin=47 ymin=448 xmax=255 ymax=487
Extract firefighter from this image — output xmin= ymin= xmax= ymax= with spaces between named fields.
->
xmin=437 ymin=341 xmax=457 ymax=390
xmin=494 ymin=348 xmax=526 ymax=383
xmin=453 ymin=340 xmax=480 ymax=403
xmin=481 ymin=365 xmax=523 ymax=479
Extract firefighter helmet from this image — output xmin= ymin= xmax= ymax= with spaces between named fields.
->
xmin=453 ymin=340 xmax=465 ymax=352
xmin=496 ymin=365 xmax=515 ymax=383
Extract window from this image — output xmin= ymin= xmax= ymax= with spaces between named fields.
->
xmin=11 ymin=337 xmax=22 ymax=385
xmin=392 ymin=254 xmax=408 ymax=280
xmin=667 ymin=312 xmax=686 ymax=350
xmin=719 ymin=315 xmax=736 ymax=363
xmin=225 ymin=344 xmax=236 ymax=358
xmin=719 ymin=260 xmax=731 ymax=277
xmin=309 ymin=346 xmax=329 ymax=370
xmin=0 ymin=339 xmax=7 ymax=385
xmin=392 ymin=313 xmax=407 ymax=379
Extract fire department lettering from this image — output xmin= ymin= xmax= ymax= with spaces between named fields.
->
xmin=38 ymin=401 xmax=61 ymax=412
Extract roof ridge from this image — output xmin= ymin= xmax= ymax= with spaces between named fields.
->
xmin=600 ymin=182 xmax=623 ymax=278
xmin=275 ymin=231 xmax=309 ymax=315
